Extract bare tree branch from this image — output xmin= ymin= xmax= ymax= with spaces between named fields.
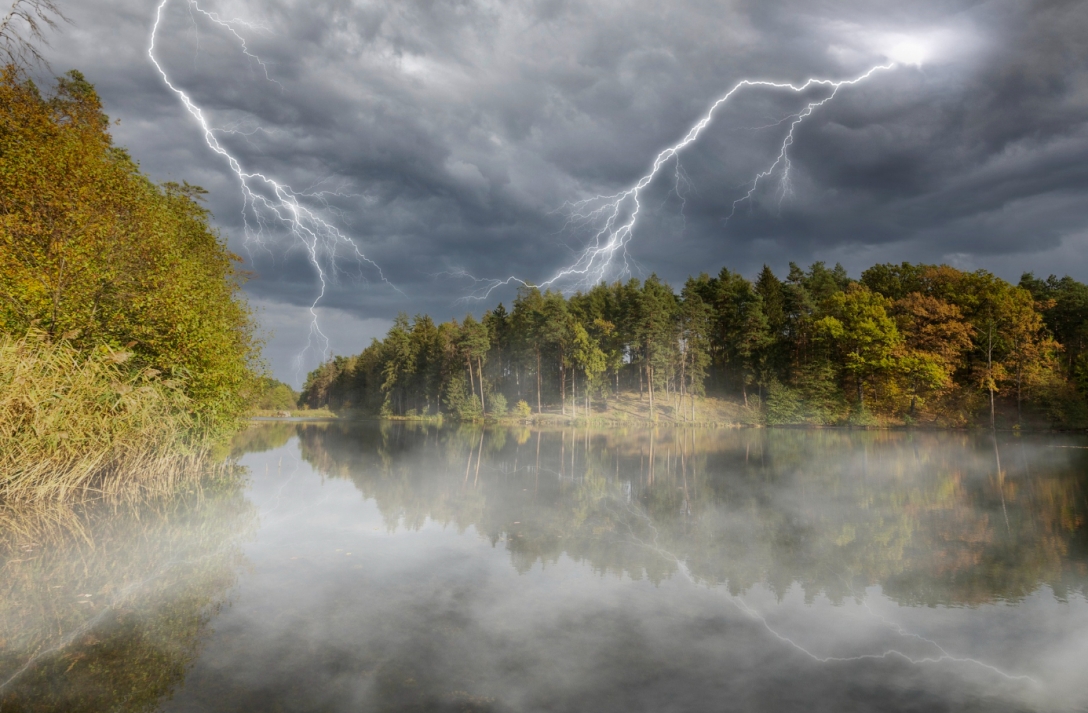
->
xmin=0 ymin=0 xmax=69 ymax=72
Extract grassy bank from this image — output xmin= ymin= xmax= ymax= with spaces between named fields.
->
xmin=0 ymin=332 xmax=219 ymax=500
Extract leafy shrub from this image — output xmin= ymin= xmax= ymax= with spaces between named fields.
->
xmin=458 ymin=395 xmax=483 ymax=421
xmin=251 ymin=377 xmax=299 ymax=411
xmin=514 ymin=400 xmax=533 ymax=420
xmin=489 ymin=392 xmax=507 ymax=417
xmin=765 ymin=380 xmax=805 ymax=425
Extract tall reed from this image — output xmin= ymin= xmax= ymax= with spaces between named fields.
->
xmin=0 ymin=331 xmax=212 ymax=500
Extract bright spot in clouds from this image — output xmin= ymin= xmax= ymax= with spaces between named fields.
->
xmin=887 ymin=38 xmax=932 ymax=66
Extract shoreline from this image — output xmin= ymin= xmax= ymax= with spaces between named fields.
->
xmin=248 ymin=414 xmax=1088 ymax=434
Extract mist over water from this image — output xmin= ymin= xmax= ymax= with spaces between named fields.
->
xmin=3 ymin=424 xmax=1087 ymax=712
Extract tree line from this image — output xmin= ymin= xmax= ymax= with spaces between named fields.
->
xmin=301 ymin=261 xmax=1088 ymax=427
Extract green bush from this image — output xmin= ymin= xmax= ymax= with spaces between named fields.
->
xmin=458 ymin=395 xmax=483 ymax=421
xmin=765 ymin=380 xmax=805 ymax=425
xmin=251 ymin=377 xmax=299 ymax=411
xmin=514 ymin=400 xmax=533 ymax=419
xmin=489 ymin=392 xmax=507 ymax=417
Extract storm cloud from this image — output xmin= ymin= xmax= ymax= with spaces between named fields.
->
xmin=38 ymin=0 xmax=1088 ymax=381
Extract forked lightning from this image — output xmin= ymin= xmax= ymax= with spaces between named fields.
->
xmin=458 ymin=62 xmax=897 ymax=299
xmin=148 ymin=0 xmax=396 ymax=382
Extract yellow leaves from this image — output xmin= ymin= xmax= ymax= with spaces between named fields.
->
xmin=0 ymin=69 xmax=258 ymax=434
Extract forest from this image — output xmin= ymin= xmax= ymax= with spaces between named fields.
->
xmin=301 ymin=262 xmax=1088 ymax=427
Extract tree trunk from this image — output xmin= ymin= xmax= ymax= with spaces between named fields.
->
xmin=477 ymin=356 xmax=486 ymax=413
xmin=679 ymin=353 xmax=686 ymax=421
xmin=988 ymin=323 xmax=996 ymax=429
xmin=572 ymin=371 xmax=577 ymax=419
xmin=560 ymin=356 xmax=566 ymax=416
xmin=1016 ymin=359 xmax=1022 ymax=424
xmin=466 ymin=357 xmax=475 ymax=405
xmin=648 ymin=363 xmax=655 ymax=420
xmin=536 ymin=348 xmax=542 ymax=414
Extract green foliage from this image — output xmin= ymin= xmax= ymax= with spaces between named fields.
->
xmin=489 ymin=392 xmax=508 ymax=417
xmin=300 ymin=260 xmax=1088 ymax=428
xmin=514 ymin=400 xmax=532 ymax=419
xmin=0 ymin=68 xmax=259 ymax=433
xmin=764 ymin=380 xmax=804 ymax=425
xmin=459 ymin=395 xmax=483 ymax=421
xmin=816 ymin=284 xmax=902 ymax=407
xmin=251 ymin=377 xmax=298 ymax=411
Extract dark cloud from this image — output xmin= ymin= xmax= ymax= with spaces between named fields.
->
xmin=37 ymin=0 xmax=1088 ymax=381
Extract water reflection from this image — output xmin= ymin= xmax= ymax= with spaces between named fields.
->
xmin=149 ymin=421 xmax=1082 ymax=713
xmin=0 ymin=483 xmax=256 ymax=712
xmin=300 ymin=423 xmax=1088 ymax=606
xmin=5 ymin=424 xmax=1087 ymax=712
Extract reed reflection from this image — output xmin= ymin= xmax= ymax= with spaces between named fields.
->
xmin=0 ymin=482 xmax=256 ymax=712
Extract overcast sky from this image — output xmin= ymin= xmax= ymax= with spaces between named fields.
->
xmin=38 ymin=0 xmax=1088 ymax=383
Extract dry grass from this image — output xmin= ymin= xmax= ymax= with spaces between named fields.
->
xmin=0 ymin=331 xmax=215 ymax=501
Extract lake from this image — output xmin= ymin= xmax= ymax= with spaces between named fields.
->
xmin=2 ymin=423 xmax=1087 ymax=712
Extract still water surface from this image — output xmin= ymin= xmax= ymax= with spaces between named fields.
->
xmin=2 ymin=423 xmax=1087 ymax=712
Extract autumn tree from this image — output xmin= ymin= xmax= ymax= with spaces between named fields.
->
xmin=892 ymin=293 xmax=974 ymax=418
xmin=0 ymin=69 xmax=258 ymax=430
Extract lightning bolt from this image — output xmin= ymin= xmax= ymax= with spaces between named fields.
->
xmin=452 ymin=62 xmax=895 ymax=299
xmin=148 ymin=0 xmax=399 ymax=384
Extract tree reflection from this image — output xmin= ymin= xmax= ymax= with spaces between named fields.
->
xmin=0 ymin=481 xmax=256 ymax=712
xmin=297 ymin=423 xmax=1088 ymax=606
